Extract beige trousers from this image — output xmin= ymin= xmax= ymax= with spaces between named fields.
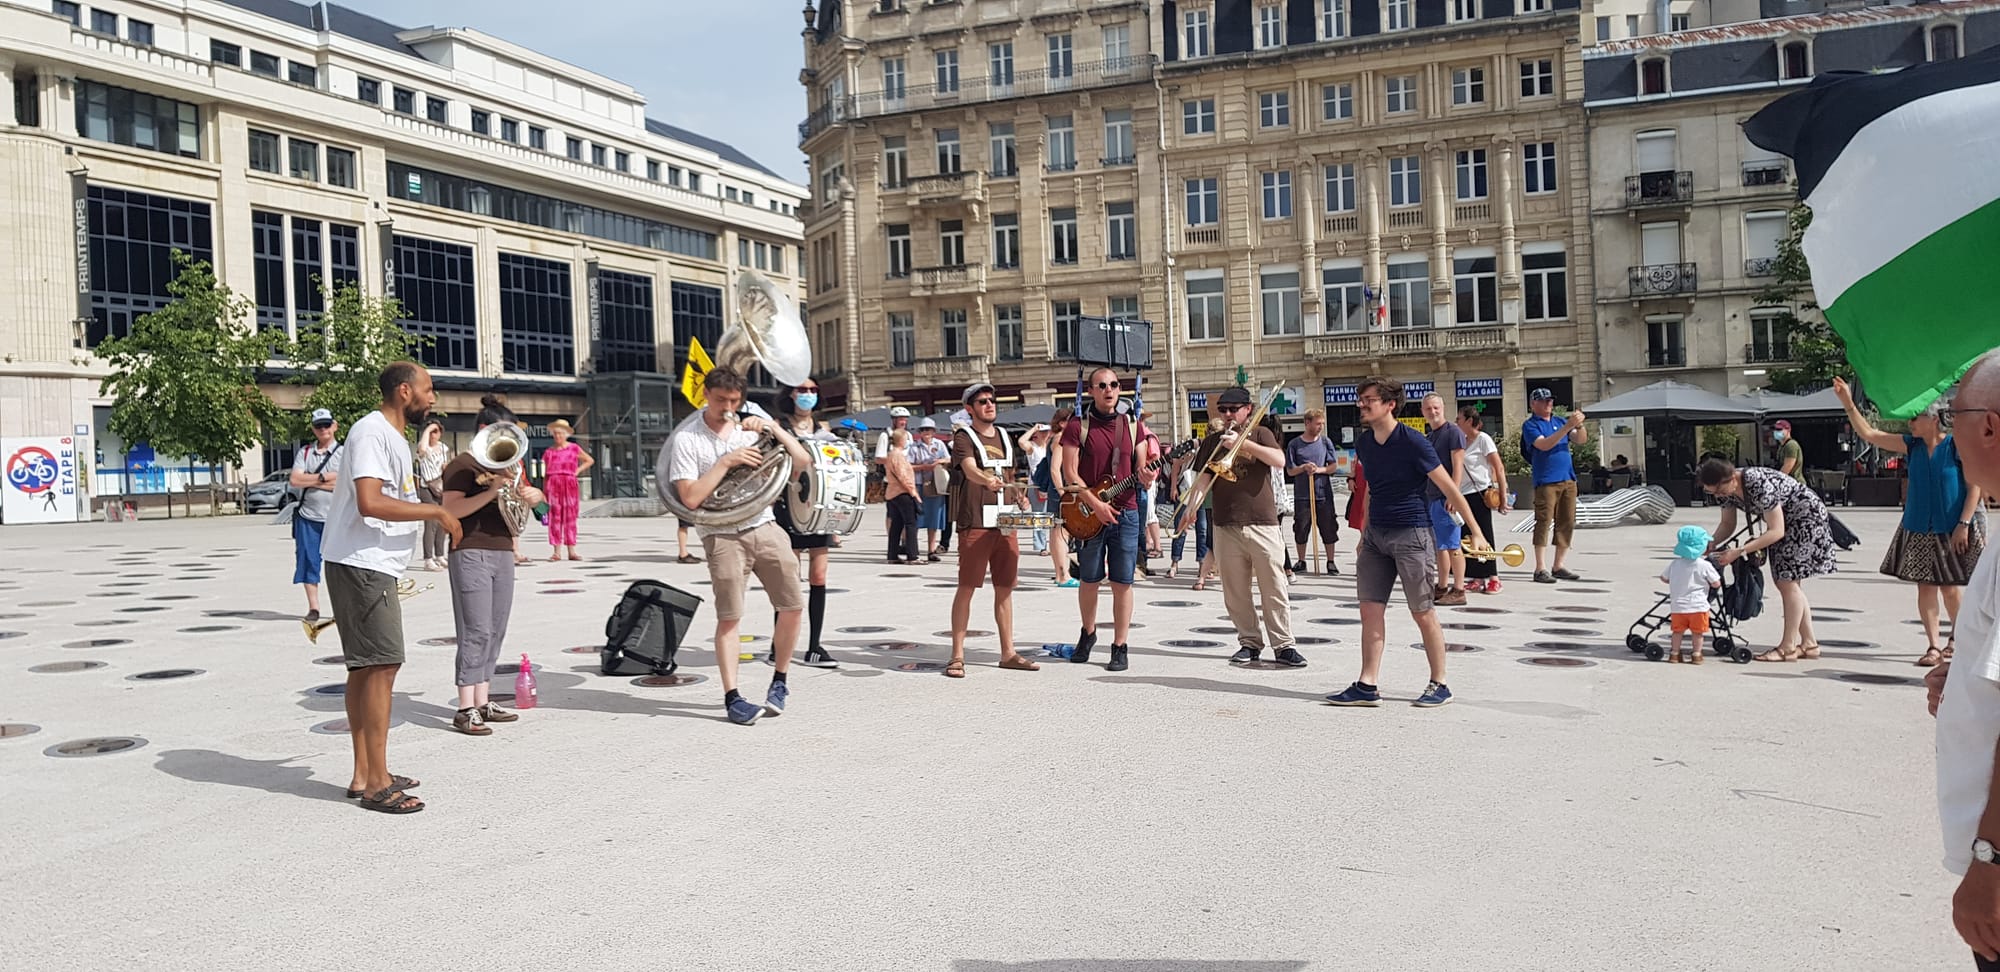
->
xmin=1212 ymin=523 xmax=1292 ymax=651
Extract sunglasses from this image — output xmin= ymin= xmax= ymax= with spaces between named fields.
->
xmin=1217 ymin=404 xmax=1250 ymax=413
xmin=1093 ymin=381 xmax=1121 ymax=390
xmin=971 ymin=398 xmax=996 ymax=406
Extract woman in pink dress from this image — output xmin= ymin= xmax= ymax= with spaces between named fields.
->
xmin=542 ymin=419 xmax=593 ymax=561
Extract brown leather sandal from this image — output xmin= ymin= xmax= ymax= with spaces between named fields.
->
xmin=1918 ymin=647 xmax=1946 ymax=667
xmin=944 ymin=659 xmax=966 ymax=678
xmin=998 ymin=654 xmax=1040 ymax=672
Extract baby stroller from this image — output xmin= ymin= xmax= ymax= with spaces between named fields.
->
xmin=1624 ymin=522 xmax=1763 ymax=664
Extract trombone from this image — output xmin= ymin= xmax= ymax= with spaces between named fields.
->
xmin=1170 ymin=382 xmax=1285 ymax=536
xmin=1461 ymin=543 xmax=1527 ymax=567
xmin=302 ymin=579 xmax=433 ymax=644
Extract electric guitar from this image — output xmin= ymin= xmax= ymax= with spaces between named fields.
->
xmin=1060 ymin=439 xmax=1197 ymax=541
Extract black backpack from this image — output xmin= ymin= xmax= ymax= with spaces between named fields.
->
xmin=1722 ymin=557 xmax=1766 ymax=623
xmin=599 ymin=579 xmax=704 ymax=676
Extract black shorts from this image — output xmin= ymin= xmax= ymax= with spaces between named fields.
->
xmin=772 ymin=497 xmax=831 ymax=551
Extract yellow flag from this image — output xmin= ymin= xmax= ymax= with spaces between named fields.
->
xmin=680 ymin=336 xmax=714 ymax=409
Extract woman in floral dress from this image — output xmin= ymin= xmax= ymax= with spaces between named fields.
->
xmin=541 ymin=419 xmax=592 ymax=561
xmin=1698 ymin=457 xmax=1838 ymax=662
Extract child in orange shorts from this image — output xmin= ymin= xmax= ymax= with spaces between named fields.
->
xmin=1659 ymin=525 xmax=1722 ymax=664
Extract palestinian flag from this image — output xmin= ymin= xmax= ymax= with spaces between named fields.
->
xmin=1744 ymin=45 xmax=2000 ymax=417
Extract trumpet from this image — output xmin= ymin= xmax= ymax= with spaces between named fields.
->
xmin=1461 ymin=543 xmax=1527 ymax=567
xmin=302 ymin=579 xmax=433 ymax=644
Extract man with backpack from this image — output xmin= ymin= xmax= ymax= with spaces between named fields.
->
xmin=1521 ymin=387 xmax=1588 ymax=584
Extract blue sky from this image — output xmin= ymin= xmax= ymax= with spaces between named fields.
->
xmin=349 ymin=0 xmax=811 ymax=185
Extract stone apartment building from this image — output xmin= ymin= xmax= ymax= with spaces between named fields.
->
xmin=1582 ymin=0 xmax=2000 ymax=480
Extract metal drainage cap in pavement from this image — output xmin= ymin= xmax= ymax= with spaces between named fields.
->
xmin=839 ymin=626 xmax=894 ymax=634
xmin=633 ymin=673 xmax=708 ymax=688
xmin=310 ymin=717 xmax=404 ymax=735
xmin=1810 ymin=615 xmax=1851 ymax=623
xmin=935 ymin=630 xmax=993 ymax=638
xmin=1817 ymin=639 xmax=1874 ymax=649
xmin=1522 ymin=641 xmax=1608 ymax=653
xmin=0 ymin=631 xmax=26 ymax=640
xmin=1561 ymin=588 xmax=1610 ymax=595
xmin=1817 ymin=606 xmax=1861 ymax=614
xmin=1837 ymin=672 xmax=1917 ymax=686
xmin=31 ymin=661 xmax=108 ymax=673
xmin=867 ymin=641 xmax=925 ymax=651
xmin=1292 ymin=636 xmax=1338 ymax=645
xmin=1453 ymin=606 xmax=1510 ymax=615
xmin=0 ymin=723 xmax=42 ymax=739
xmin=882 ymin=573 xmax=920 ymax=579
xmin=147 ymin=595 xmax=198 ymax=601
xmin=312 ymin=656 xmax=345 ymax=666
xmin=540 ymin=589 xmax=584 ymax=595
xmin=45 ymin=736 xmax=147 ymax=758
xmin=117 ymin=607 xmax=169 ymax=614
xmin=1149 ymin=601 xmax=1201 ymax=608
xmin=179 ymin=625 xmax=240 ymax=634
xmin=1237 ymin=659 xmax=1311 ymax=670
xmin=1161 ymin=639 xmax=1224 ymax=649
xmin=1553 ymin=606 xmax=1607 ymax=614
xmin=1410 ymin=643 xmax=1484 ymax=652
xmin=1191 ymin=626 xmax=1238 ymax=635
xmin=63 ymin=639 xmax=130 ymax=649
xmin=893 ymin=661 xmax=947 ymax=673
xmin=925 ymin=582 xmax=959 ymax=589
xmin=1545 ymin=617 xmax=1602 ymax=625
xmin=1534 ymin=628 xmax=1604 ymax=637
xmin=1522 ymin=656 xmax=1597 ymax=668
xmin=308 ymin=683 xmax=347 ymax=697
xmin=1309 ymin=617 xmax=1361 ymax=626
xmin=75 ymin=620 xmax=136 ymax=627
xmin=22 ymin=600 xmax=77 ymax=606
xmin=128 ymin=668 xmax=204 ymax=681
xmin=1442 ymin=622 xmax=1498 ymax=631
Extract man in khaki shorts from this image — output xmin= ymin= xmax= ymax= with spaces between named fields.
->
xmin=667 ymin=366 xmax=814 ymax=725
xmin=943 ymin=381 xmax=1041 ymax=677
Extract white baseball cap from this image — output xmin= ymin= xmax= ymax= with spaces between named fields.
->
xmin=309 ymin=408 xmax=335 ymax=426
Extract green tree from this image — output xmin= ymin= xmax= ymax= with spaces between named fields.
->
xmin=94 ymin=252 xmax=285 ymax=470
xmin=1756 ymin=204 xmax=1850 ymax=393
xmin=284 ymin=282 xmax=425 ymax=436
xmin=1700 ymin=425 xmax=1743 ymax=462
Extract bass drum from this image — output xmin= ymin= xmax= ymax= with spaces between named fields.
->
xmin=786 ymin=440 xmax=867 ymax=536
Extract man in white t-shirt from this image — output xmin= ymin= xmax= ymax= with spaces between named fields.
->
xmin=322 ymin=362 xmax=460 ymax=814
xmin=1931 ymin=349 xmax=2000 ymax=968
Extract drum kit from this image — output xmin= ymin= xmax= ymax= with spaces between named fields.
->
xmin=786 ymin=439 xmax=867 ymax=536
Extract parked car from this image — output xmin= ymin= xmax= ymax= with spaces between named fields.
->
xmin=244 ymin=471 xmax=297 ymax=513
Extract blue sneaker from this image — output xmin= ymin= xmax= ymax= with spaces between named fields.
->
xmin=726 ymin=697 xmax=764 ymax=725
xmin=1413 ymin=681 xmax=1454 ymax=708
xmin=763 ymin=680 xmax=789 ymax=717
xmin=1324 ymin=682 xmax=1381 ymax=707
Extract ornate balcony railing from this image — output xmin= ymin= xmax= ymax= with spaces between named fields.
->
xmin=1305 ymin=324 xmax=1519 ymax=361
xmin=912 ymin=354 xmax=991 ymax=381
xmin=1744 ymin=256 xmax=1779 ymax=278
xmin=1742 ymin=160 xmax=1790 ymax=188
xmin=1744 ymin=342 xmax=1793 ymax=364
xmin=1629 ymin=262 xmax=1698 ymax=297
xmin=1645 ymin=347 xmax=1687 ymax=368
xmin=909 ymin=264 xmax=987 ymax=296
xmin=1626 ymin=170 xmax=1694 ymax=207
xmin=1183 ymin=225 xmax=1221 ymax=246
xmin=799 ymin=55 xmax=1157 ymax=144
xmin=1387 ymin=208 xmax=1425 ymax=229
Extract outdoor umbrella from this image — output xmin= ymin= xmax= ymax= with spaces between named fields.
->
xmin=1582 ymin=380 xmax=1759 ymax=421
xmin=995 ymin=404 xmax=1055 ymax=427
xmin=1737 ymin=387 xmax=1845 ymax=419
xmin=836 ymin=406 xmax=897 ymax=430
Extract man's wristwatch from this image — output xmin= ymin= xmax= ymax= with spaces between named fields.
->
xmin=1974 ymin=838 xmax=1997 ymax=865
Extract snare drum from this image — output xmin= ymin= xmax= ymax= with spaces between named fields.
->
xmin=994 ymin=510 xmax=1054 ymax=532
xmin=786 ymin=441 xmax=867 ymax=536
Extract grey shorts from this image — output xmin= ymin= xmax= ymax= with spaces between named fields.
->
xmin=1356 ymin=525 xmax=1439 ymax=612
xmin=325 ymin=561 xmax=407 ymax=670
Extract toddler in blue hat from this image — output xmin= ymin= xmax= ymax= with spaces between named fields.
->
xmin=1658 ymin=525 xmax=1722 ymax=664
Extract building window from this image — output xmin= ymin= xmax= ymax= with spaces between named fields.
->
xmin=1386 ymin=0 xmax=1412 ymax=31
xmin=670 ymin=281 xmax=724 ymax=375
xmin=566 ymin=137 xmax=584 ymax=160
xmin=392 ymin=235 xmax=479 ymax=371
xmin=1183 ymin=9 xmax=1211 ymax=58
xmin=1047 ymin=33 xmax=1074 ymax=85
xmin=1520 ymin=58 xmax=1554 ymax=98
xmin=353 ymin=76 xmax=379 ymax=104
xmin=1320 ymin=0 xmax=1347 ymax=39
xmin=1051 ymin=208 xmax=1079 ymax=265
xmin=1104 ymin=23 xmax=1131 ymax=62
xmin=291 ymin=218 xmax=325 ymax=319
xmin=326 ymin=146 xmax=356 ymax=189
xmin=619 ymin=153 xmax=637 ymax=177
xmin=248 ymin=129 xmax=281 ymax=173
xmin=1103 ymin=109 xmax=1134 ymax=165
xmin=1052 ymin=299 xmax=1081 ymax=358
xmin=1522 ymin=245 xmax=1568 ymax=321
xmin=881 ymin=57 xmax=906 ymax=103
xmin=288 ymin=61 xmax=316 ymax=86
xmin=1323 ymin=163 xmax=1357 ymax=213
xmin=1388 ymin=155 xmax=1422 ymax=208
xmin=1045 ymin=115 xmax=1076 ymax=171
xmin=1450 ymin=0 xmax=1478 ymax=21
xmin=688 ymin=173 xmax=702 ymax=192
xmin=83 ymin=187 xmax=214 ymax=347
xmin=496 ymin=253 xmax=574 ymax=376
xmin=90 ymin=9 xmax=116 ymax=34
xmin=886 ymin=224 xmax=911 ymax=278
xmin=1453 ymin=250 xmax=1498 ymax=325
xmin=941 ymin=308 xmax=969 ymax=358
xmin=250 ymin=51 xmax=281 ymax=77
xmin=388 ymin=161 xmax=717 ymax=260
xmin=1257 ymin=4 xmax=1285 ymax=48
xmin=755 ymin=241 xmax=770 ymax=270
xmin=1260 ymin=267 xmax=1302 ymax=337
xmin=975 ymin=124 xmax=1009 ymax=178
xmin=889 ymin=312 xmax=915 ymax=367
xmin=591 ymin=145 xmax=607 ymax=167
xmin=1932 ymin=25 xmax=1961 ymax=62
xmin=1183 ymin=98 xmax=1216 ymax=135
xmin=1386 ymin=76 xmax=1417 ymax=114
xmin=1322 ymin=261 xmax=1367 ymax=332
xmin=501 ymin=119 xmax=519 ymax=143
xmin=1646 ymin=318 xmax=1685 ymax=367
xmin=1107 ymin=202 xmax=1136 ymax=260
xmin=939 ymin=220 xmax=966 ymax=266
xmin=596 ymin=269 xmax=656 ymax=373
xmin=772 ymin=246 xmax=785 ymax=275
xmin=995 ymin=304 xmax=1023 ymax=361
xmin=12 ymin=69 xmax=37 ymax=128
xmin=1597 ymin=16 xmax=1611 ymax=42
xmin=1671 ymin=13 xmax=1689 ymax=31
xmin=646 ymin=159 xmax=660 ymax=181
xmin=1109 ymin=295 xmax=1140 ymax=322
xmin=739 ymin=237 xmax=751 ymax=266
xmin=935 ymin=49 xmax=960 ymax=94
xmin=1387 ymin=256 xmax=1430 ymax=328
xmin=423 ymin=97 xmax=445 ymax=123
xmin=1744 ymin=210 xmax=1788 ymax=276
xmin=251 ymin=211 xmax=286 ymax=333
xmin=529 ymin=126 xmax=547 ymax=151
xmin=328 ymin=224 xmax=358 ymax=290
xmin=1640 ymin=58 xmax=1668 ymax=95
xmin=881 ymin=137 xmax=907 ymax=186
xmin=1454 ymin=150 xmax=1487 ymax=201
xmin=1261 ymin=170 xmax=1293 ymax=219
xmin=1186 ymin=271 xmax=1225 ymax=341
xmin=53 ymin=1 xmax=79 ymax=26
xmin=989 ymin=41 xmax=1015 ymax=89
xmin=1185 ymin=177 xmax=1219 ymax=226
xmin=127 ymin=19 xmax=153 ymax=45
xmin=1321 ymin=82 xmax=1354 ymax=121
xmin=1749 ymin=309 xmax=1790 ymax=362
xmin=992 ymin=213 xmax=1020 ymax=268
xmin=1451 ymin=67 xmax=1486 ymax=106
xmin=1523 ymin=141 xmax=1558 ymax=194
xmin=470 ymin=110 xmax=490 ymax=136
xmin=935 ymin=128 xmax=961 ymax=174
xmin=1780 ymin=41 xmax=1811 ymax=81
xmin=1259 ymin=91 xmax=1291 ymax=129
xmin=288 ymin=138 xmax=318 ymax=181
xmin=211 ymin=40 xmax=242 ymax=67
xmin=1523 ymin=0 xmax=1551 ymax=11
xmin=392 ymin=86 xmax=415 ymax=114
xmin=75 ymin=81 xmax=200 ymax=158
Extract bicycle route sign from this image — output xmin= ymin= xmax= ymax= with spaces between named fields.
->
xmin=3 ymin=436 xmax=81 ymax=525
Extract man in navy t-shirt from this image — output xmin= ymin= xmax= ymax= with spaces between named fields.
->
xmin=1326 ymin=377 xmax=1489 ymax=710
xmin=1521 ymin=387 xmax=1589 ymax=583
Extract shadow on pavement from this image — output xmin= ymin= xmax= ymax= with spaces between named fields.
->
xmin=1739 ymin=667 xmax=1922 ymax=687
xmin=1086 ymin=675 xmax=1326 ymax=702
xmin=153 ymin=749 xmax=347 ymax=802
xmin=956 ymin=962 xmax=1310 ymax=972
xmin=530 ymin=670 xmax=720 ymax=722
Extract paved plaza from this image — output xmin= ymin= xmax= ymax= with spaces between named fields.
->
xmin=0 ymin=506 xmax=1971 ymax=970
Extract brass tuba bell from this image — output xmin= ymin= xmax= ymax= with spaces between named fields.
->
xmin=469 ymin=421 xmax=532 ymax=535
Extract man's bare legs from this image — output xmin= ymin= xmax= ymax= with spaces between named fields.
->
xmin=345 ymin=664 xmax=410 ymax=802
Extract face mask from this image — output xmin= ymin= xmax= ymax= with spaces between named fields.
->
xmin=1773 ymin=431 xmax=1788 ymax=442
xmin=796 ymin=393 xmax=819 ymax=411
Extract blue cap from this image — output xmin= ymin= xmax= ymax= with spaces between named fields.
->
xmin=1675 ymin=525 xmax=1712 ymax=561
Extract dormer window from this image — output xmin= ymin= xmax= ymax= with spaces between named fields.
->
xmin=1640 ymin=58 xmax=1668 ymax=96
xmin=1780 ymin=41 xmax=1811 ymax=81
xmin=1931 ymin=25 xmax=1961 ymax=62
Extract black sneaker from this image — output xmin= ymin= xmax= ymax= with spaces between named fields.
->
xmin=1291 ymin=559 xmax=1307 ymax=573
xmin=1071 ymin=628 xmax=1097 ymax=664
xmin=1273 ymin=647 xmax=1308 ymax=668
xmin=1533 ymin=570 xmax=1556 ymax=584
xmin=799 ymin=648 xmax=839 ymax=669
xmin=1106 ymin=644 xmax=1129 ymax=672
xmin=1551 ymin=567 xmax=1582 ymax=581
xmin=1230 ymin=647 xmax=1261 ymax=664
xmin=1326 ymin=562 xmax=1341 ymax=576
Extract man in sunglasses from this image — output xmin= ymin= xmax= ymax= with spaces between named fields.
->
xmin=1059 ymin=366 xmax=1156 ymax=671
xmin=943 ymin=382 xmax=1042 ymax=677
xmin=1182 ymin=385 xmax=1305 ymax=668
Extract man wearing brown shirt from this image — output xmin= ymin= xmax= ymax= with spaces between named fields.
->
xmin=1181 ymin=385 xmax=1305 ymax=667
xmin=944 ymin=382 xmax=1041 ymax=677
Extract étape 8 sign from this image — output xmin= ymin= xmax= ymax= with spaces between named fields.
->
xmin=2 ymin=436 xmax=81 ymax=525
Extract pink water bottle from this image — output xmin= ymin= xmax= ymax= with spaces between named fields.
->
xmin=514 ymin=653 xmax=537 ymax=709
